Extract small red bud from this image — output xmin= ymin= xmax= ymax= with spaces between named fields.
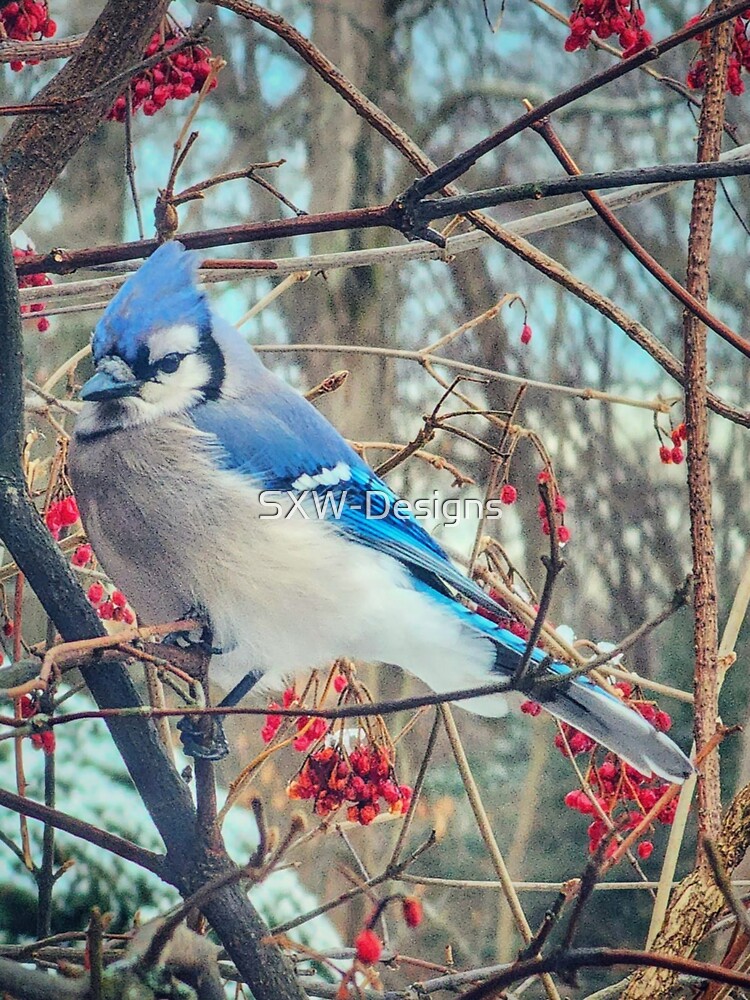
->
xmin=402 ymin=896 xmax=423 ymax=928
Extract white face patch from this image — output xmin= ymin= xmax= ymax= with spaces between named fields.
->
xmin=148 ymin=324 xmax=201 ymax=365
xmin=140 ymin=352 xmax=213 ymax=407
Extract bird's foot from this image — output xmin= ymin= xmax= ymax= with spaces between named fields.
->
xmin=177 ymin=714 xmax=230 ymax=761
xmin=162 ymin=606 xmax=223 ymax=655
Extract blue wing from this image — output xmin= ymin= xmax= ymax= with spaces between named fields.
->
xmin=191 ymin=392 xmax=509 ymax=618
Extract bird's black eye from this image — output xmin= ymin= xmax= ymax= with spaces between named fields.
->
xmin=157 ymin=353 xmax=183 ymax=375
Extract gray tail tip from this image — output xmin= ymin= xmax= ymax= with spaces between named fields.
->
xmin=645 ymin=731 xmax=695 ymax=784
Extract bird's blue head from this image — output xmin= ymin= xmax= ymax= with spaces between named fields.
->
xmin=79 ymin=242 xmax=225 ymax=427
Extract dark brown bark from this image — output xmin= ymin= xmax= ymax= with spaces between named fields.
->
xmin=0 ymin=0 xmax=172 ymax=230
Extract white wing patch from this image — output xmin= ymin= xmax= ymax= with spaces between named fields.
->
xmin=292 ymin=461 xmax=351 ymax=492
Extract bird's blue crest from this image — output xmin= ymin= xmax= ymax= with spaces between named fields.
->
xmin=92 ymin=242 xmax=210 ymax=364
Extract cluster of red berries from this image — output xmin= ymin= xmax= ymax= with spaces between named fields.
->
xmin=659 ymin=422 xmax=687 ymax=465
xmin=87 ymin=581 xmax=135 ymax=624
xmin=108 ymin=28 xmax=216 ymax=121
xmin=547 ymin=681 xmax=677 ymax=856
xmin=353 ymin=897 xmax=423 ymax=967
xmin=13 ymin=247 xmax=52 ymax=332
xmin=686 ymin=12 xmax=750 ymax=96
xmin=537 ymin=470 xmax=570 ymax=544
xmin=44 ymin=496 xmax=79 ymax=540
xmin=565 ymin=0 xmax=652 ymax=55
xmin=2 ymin=1 xmax=57 ymax=71
xmin=288 ymin=742 xmax=412 ymax=826
xmin=261 ymin=683 xmax=348 ymax=750
xmin=18 ymin=694 xmax=55 ymax=754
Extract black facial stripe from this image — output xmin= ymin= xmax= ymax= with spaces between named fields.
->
xmin=199 ymin=322 xmax=225 ymax=401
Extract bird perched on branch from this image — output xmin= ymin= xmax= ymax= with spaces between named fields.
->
xmin=69 ymin=241 xmax=692 ymax=781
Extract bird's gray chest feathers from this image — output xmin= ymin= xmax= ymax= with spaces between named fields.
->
xmin=69 ymin=418 xmax=241 ymax=624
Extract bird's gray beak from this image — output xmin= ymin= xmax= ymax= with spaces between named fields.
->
xmin=79 ymin=370 xmax=143 ymax=402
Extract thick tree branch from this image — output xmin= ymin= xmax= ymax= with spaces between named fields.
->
xmin=0 ymin=0 xmax=172 ymax=230
xmin=0 ymin=184 xmax=307 ymax=1000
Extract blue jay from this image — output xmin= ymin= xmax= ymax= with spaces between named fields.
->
xmin=69 ymin=242 xmax=692 ymax=781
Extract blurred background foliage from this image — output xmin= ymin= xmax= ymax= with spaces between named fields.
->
xmin=1 ymin=0 xmax=749 ymax=993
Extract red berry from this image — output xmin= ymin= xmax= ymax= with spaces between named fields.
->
xmin=671 ymin=446 xmax=684 ymax=464
xmin=10 ymin=60 xmax=24 ymax=71
xmin=500 ymin=483 xmax=517 ymax=504
xmin=659 ymin=446 xmax=672 ymax=464
xmin=111 ymin=590 xmax=127 ymax=608
xmin=564 ymin=789 xmax=581 ymax=809
xmin=59 ymin=496 xmax=79 ymax=526
xmin=402 ymin=897 xmax=423 ymax=928
xmin=655 ymin=710 xmax=672 ymax=732
xmin=36 ymin=317 xmax=50 ymax=333
xmin=333 ymin=674 xmax=347 ymax=693
xmin=42 ymin=18 xmax=56 ymax=37
xmin=355 ymin=929 xmax=382 ymax=964
xmin=520 ymin=699 xmax=542 ymax=716
xmin=45 ymin=515 xmax=61 ymax=541
xmin=87 ymin=581 xmax=104 ymax=605
xmin=98 ymin=601 xmax=115 ymax=620
xmin=557 ymin=525 xmax=571 ymax=544
xmin=72 ymin=543 xmax=93 ymax=567
xmin=637 ymin=840 xmax=654 ymax=860
xmin=2 ymin=620 xmax=14 ymax=637
xmin=520 ymin=323 xmax=532 ymax=345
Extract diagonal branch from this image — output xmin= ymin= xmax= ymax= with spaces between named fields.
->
xmin=0 ymin=183 xmax=306 ymax=1000
xmin=402 ymin=0 xmax=750 ymax=202
xmin=0 ymin=786 xmax=164 ymax=875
